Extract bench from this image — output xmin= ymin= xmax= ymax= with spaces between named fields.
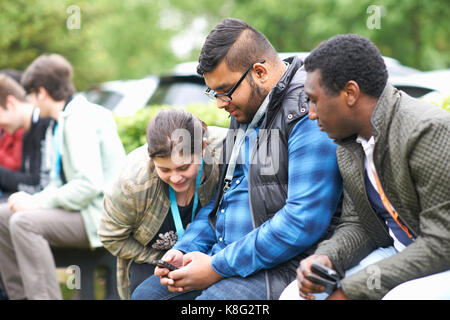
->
xmin=52 ymin=247 xmax=119 ymax=300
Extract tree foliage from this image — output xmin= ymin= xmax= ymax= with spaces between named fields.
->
xmin=180 ymin=0 xmax=450 ymax=71
xmin=0 ymin=0 xmax=448 ymax=91
xmin=0 ymin=0 xmax=182 ymax=90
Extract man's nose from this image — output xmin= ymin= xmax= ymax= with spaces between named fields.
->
xmin=216 ymin=98 xmax=230 ymax=109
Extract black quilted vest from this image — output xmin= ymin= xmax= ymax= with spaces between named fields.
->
xmin=208 ymin=56 xmax=340 ymax=299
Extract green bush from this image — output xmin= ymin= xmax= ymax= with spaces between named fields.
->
xmin=441 ymin=95 xmax=450 ymax=112
xmin=115 ymin=103 xmax=230 ymax=154
xmin=422 ymin=93 xmax=450 ymax=113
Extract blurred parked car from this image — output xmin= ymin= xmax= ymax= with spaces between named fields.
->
xmin=82 ymin=77 xmax=158 ymax=117
xmin=83 ymin=53 xmax=427 ymax=116
xmin=148 ymin=62 xmax=210 ymax=108
xmin=389 ymin=69 xmax=450 ymax=98
xmin=82 ymin=63 xmax=209 ymax=117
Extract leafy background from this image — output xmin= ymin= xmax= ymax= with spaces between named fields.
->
xmin=1 ymin=0 xmax=449 ymax=153
xmin=1 ymin=0 xmax=449 ymax=91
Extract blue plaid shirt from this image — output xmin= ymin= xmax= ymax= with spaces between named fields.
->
xmin=174 ymin=116 xmax=342 ymax=278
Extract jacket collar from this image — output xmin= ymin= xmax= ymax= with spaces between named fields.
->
xmin=370 ymin=83 xmax=400 ymax=147
xmin=59 ymin=94 xmax=86 ymax=119
xmin=268 ymin=55 xmax=303 ymax=111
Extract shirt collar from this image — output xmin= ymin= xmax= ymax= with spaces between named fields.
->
xmin=356 ymin=135 xmax=375 ymax=152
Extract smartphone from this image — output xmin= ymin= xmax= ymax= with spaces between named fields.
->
xmin=306 ymin=263 xmax=340 ymax=295
xmin=306 ymin=274 xmax=338 ymax=294
xmin=311 ymin=263 xmax=340 ymax=282
xmin=151 ymin=259 xmax=178 ymax=271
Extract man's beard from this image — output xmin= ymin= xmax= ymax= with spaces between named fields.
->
xmin=240 ymin=75 xmax=269 ymax=124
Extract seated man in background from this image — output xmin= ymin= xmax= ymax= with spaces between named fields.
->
xmin=281 ymin=34 xmax=450 ymax=300
xmin=0 ymin=70 xmax=25 ymax=177
xmin=0 ymin=74 xmax=50 ymax=300
xmin=0 ymin=54 xmax=126 ymax=300
xmin=0 ymin=75 xmax=51 ymax=201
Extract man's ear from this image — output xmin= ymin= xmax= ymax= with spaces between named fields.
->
xmin=343 ymin=80 xmax=360 ymax=107
xmin=253 ymin=62 xmax=269 ymax=83
xmin=5 ymin=95 xmax=19 ymax=110
xmin=37 ymin=86 xmax=49 ymax=100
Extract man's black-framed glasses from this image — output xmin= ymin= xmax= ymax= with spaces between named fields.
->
xmin=205 ymin=60 xmax=265 ymax=102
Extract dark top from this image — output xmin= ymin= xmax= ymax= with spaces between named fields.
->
xmin=128 ymin=196 xmax=201 ymax=295
xmin=364 ymin=171 xmax=413 ymax=247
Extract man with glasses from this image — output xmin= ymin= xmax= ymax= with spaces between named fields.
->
xmin=132 ymin=18 xmax=342 ymax=300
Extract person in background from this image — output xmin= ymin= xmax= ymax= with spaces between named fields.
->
xmin=0 ymin=53 xmax=126 ymax=300
xmin=0 ymin=75 xmax=51 ymax=201
xmin=0 ymin=69 xmax=25 ymax=175
xmin=0 ymin=69 xmax=23 ymax=84
xmin=280 ymin=34 xmax=450 ymax=300
xmin=99 ymin=108 xmax=227 ymax=299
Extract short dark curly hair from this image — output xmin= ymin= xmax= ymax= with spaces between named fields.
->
xmin=304 ymin=34 xmax=388 ymax=98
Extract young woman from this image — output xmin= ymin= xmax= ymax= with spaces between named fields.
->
xmin=99 ymin=108 xmax=227 ymax=299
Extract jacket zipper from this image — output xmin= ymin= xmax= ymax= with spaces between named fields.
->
xmin=249 ymin=124 xmax=271 ymax=299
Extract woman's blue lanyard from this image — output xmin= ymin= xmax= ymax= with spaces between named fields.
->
xmin=169 ymin=159 xmax=204 ymax=240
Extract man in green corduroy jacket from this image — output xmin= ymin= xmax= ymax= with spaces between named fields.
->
xmin=281 ymin=34 xmax=450 ymax=300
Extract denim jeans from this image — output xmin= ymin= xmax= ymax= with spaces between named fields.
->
xmin=129 ymin=261 xmax=156 ymax=297
xmin=131 ymin=269 xmax=267 ymax=300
